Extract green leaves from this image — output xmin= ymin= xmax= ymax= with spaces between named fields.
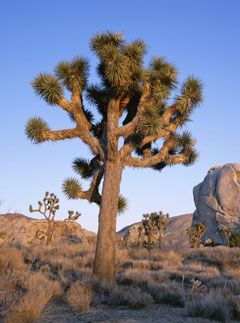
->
xmin=183 ymin=149 xmax=199 ymax=166
xmin=55 ymin=56 xmax=89 ymax=91
xmin=181 ymin=76 xmax=203 ymax=106
xmin=62 ymin=178 xmax=82 ymax=199
xmin=32 ymin=74 xmax=63 ymax=105
xmin=99 ymin=44 xmax=130 ymax=87
xmin=72 ymin=158 xmax=95 ymax=179
xmin=118 ymin=195 xmax=128 ymax=214
xmin=124 ymin=40 xmax=146 ymax=65
xmin=90 ymin=32 xmax=124 ymax=54
xmin=137 ymin=106 xmax=163 ymax=136
xmin=25 ymin=117 xmax=49 ymax=143
xmin=149 ymin=57 xmax=177 ymax=86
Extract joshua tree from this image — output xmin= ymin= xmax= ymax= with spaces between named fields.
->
xmin=142 ymin=213 xmax=155 ymax=251
xmin=65 ymin=210 xmax=81 ymax=222
xmin=186 ymin=223 xmax=207 ymax=248
xmin=153 ymin=211 xmax=169 ymax=250
xmin=137 ymin=224 xmax=144 ymax=247
xmin=141 ymin=211 xmax=169 ymax=250
xmin=26 ymin=32 xmax=203 ymax=284
xmin=29 ymin=192 xmax=80 ymax=244
xmin=29 ymin=192 xmax=60 ymax=245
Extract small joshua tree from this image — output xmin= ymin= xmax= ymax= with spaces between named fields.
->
xmin=141 ymin=211 xmax=169 ymax=251
xmin=153 ymin=211 xmax=169 ymax=250
xmin=65 ymin=210 xmax=81 ymax=221
xmin=26 ymin=32 xmax=203 ymax=283
xmin=29 ymin=192 xmax=80 ymax=244
xmin=186 ymin=223 xmax=207 ymax=248
xmin=137 ymin=224 xmax=144 ymax=247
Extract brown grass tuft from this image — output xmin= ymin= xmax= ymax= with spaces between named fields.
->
xmin=66 ymin=282 xmax=92 ymax=312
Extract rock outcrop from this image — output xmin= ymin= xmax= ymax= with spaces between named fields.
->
xmin=0 ymin=213 xmax=96 ymax=246
xmin=192 ymin=163 xmax=240 ymax=245
xmin=118 ymin=214 xmax=192 ymax=251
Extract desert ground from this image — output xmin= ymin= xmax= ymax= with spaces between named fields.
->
xmin=0 ymin=213 xmax=240 ymax=322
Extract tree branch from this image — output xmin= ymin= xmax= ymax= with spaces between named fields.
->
xmin=124 ymin=139 xmax=176 ymax=168
xmin=42 ymin=128 xmax=80 ymax=141
xmin=116 ymin=83 xmax=150 ymax=138
xmin=76 ymin=168 xmax=103 ymax=205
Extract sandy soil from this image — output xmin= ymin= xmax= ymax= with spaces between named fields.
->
xmin=36 ymin=300 xmax=215 ymax=323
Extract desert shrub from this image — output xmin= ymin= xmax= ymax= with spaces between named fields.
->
xmin=150 ymin=270 xmax=169 ymax=283
xmin=119 ymin=269 xmax=152 ymax=287
xmin=128 ymin=248 xmax=150 ymax=261
xmin=205 ymin=277 xmax=240 ymax=294
xmin=6 ymin=273 xmax=62 ymax=322
xmin=231 ymin=296 xmax=240 ymax=320
xmin=66 ymin=282 xmax=92 ymax=312
xmin=120 ymin=260 xmax=134 ymax=269
xmin=183 ymin=246 xmax=240 ymax=270
xmin=0 ymin=247 xmax=28 ymax=274
xmin=163 ymin=250 xmax=182 ymax=268
xmin=116 ymin=247 xmax=129 ymax=264
xmin=224 ymin=267 xmax=240 ymax=280
xmin=229 ymin=233 xmax=240 ymax=248
xmin=147 ymin=281 xmax=185 ymax=306
xmin=180 ymin=262 xmax=219 ymax=277
xmin=149 ymin=261 xmax=163 ymax=271
xmin=107 ymin=286 xmax=153 ymax=308
xmin=186 ymin=290 xmax=232 ymax=322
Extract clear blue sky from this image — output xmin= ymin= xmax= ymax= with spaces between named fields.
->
xmin=0 ymin=0 xmax=239 ymax=232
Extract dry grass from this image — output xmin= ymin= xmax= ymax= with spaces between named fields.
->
xmin=147 ymin=281 xmax=185 ymax=306
xmin=1 ymin=241 xmax=240 ymax=321
xmin=107 ymin=286 xmax=153 ymax=308
xmin=66 ymin=282 xmax=92 ymax=312
xmin=6 ymin=273 xmax=62 ymax=322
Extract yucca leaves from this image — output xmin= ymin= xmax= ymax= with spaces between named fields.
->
xmin=137 ymin=106 xmax=163 ymax=136
xmin=183 ymin=149 xmax=199 ymax=166
xmin=181 ymin=76 xmax=203 ymax=106
xmin=150 ymin=57 xmax=177 ymax=85
xmin=72 ymin=158 xmax=95 ymax=179
xmin=118 ymin=195 xmax=128 ymax=214
xmin=90 ymin=31 xmax=124 ymax=54
xmin=25 ymin=117 xmax=49 ymax=143
xmin=32 ymin=74 xmax=63 ymax=105
xmin=55 ymin=56 xmax=89 ymax=92
xmin=62 ymin=178 xmax=82 ymax=199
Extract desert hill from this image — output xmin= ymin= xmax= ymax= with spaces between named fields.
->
xmin=0 ymin=213 xmax=96 ymax=245
xmin=0 ymin=213 xmax=192 ymax=250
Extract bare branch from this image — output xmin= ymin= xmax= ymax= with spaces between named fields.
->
xmin=41 ymin=128 xmax=80 ymax=142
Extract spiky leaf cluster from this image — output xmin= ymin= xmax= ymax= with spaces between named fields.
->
xmin=73 ymin=158 xmax=95 ymax=179
xmin=137 ymin=106 xmax=163 ymax=136
xmin=32 ymin=74 xmax=63 ymax=105
xmin=25 ymin=117 xmax=49 ymax=143
xmin=62 ymin=178 xmax=82 ymax=199
xmin=55 ymin=57 xmax=89 ymax=92
xmin=118 ymin=195 xmax=128 ymax=214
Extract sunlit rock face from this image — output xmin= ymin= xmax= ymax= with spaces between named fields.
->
xmin=192 ymin=163 xmax=240 ymax=245
xmin=0 ymin=213 xmax=96 ymax=245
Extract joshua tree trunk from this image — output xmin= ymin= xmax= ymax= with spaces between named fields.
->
xmin=93 ymin=160 xmax=123 ymax=284
xmin=46 ymin=220 xmax=55 ymax=245
xmin=148 ymin=229 xmax=153 ymax=253
xmin=158 ymin=231 xmax=162 ymax=250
